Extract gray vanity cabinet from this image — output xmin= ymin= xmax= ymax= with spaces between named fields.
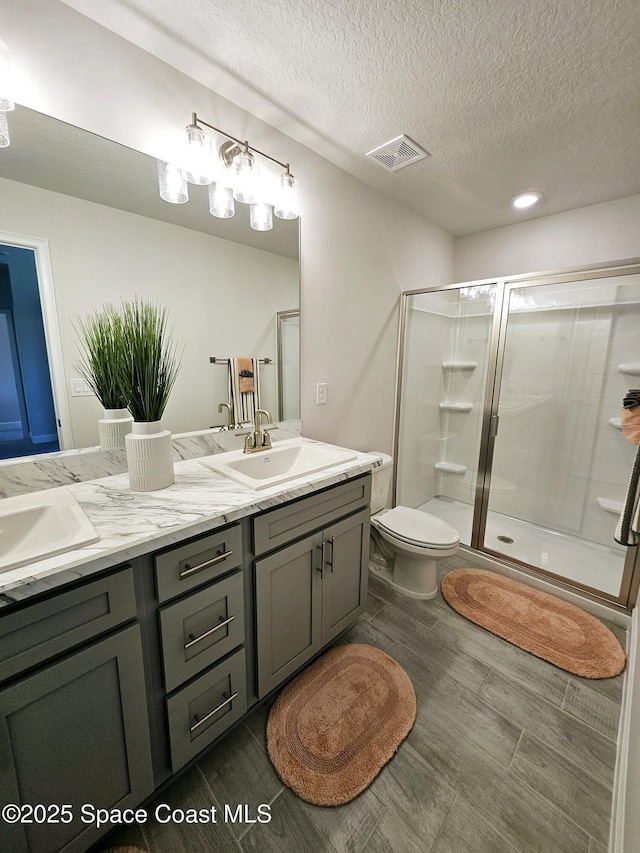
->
xmin=0 ymin=621 xmax=154 ymax=853
xmin=254 ymin=477 xmax=371 ymax=697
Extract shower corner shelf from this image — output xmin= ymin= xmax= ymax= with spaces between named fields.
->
xmin=434 ymin=462 xmax=467 ymax=474
xmin=439 ymin=402 xmax=473 ymax=412
xmin=442 ymin=361 xmax=478 ymax=371
xmin=596 ymin=497 xmax=623 ymax=515
xmin=609 ymin=417 xmax=622 ymax=430
xmin=617 ymin=363 xmax=640 ymax=376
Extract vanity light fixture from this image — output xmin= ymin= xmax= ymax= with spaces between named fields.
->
xmin=511 ymin=191 xmax=543 ymax=209
xmin=0 ymin=37 xmax=15 ymax=147
xmin=157 ymin=113 xmax=299 ymax=231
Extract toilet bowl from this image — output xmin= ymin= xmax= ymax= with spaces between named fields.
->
xmin=369 ymin=453 xmax=459 ymax=600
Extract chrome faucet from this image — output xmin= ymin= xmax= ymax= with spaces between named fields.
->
xmin=239 ymin=408 xmax=276 ymax=453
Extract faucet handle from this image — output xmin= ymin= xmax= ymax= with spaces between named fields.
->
xmin=263 ymin=423 xmax=277 ymax=432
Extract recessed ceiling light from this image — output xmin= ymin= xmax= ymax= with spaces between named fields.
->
xmin=511 ymin=191 xmax=543 ymax=209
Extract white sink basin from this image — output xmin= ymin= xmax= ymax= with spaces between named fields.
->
xmin=199 ymin=438 xmax=358 ymax=490
xmin=0 ymin=486 xmax=100 ymax=574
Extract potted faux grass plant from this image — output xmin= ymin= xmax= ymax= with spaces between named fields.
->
xmin=75 ymin=304 xmax=133 ymax=449
xmin=120 ymin=297 xmax=182 ymax=491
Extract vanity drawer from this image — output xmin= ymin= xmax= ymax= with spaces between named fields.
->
xmin=0 ymin=567 xmax=136 ymax=684
xmin=166 ymin=648 xmax=247 ymax=772
xmin=253 ymin=475 xmax=371 ymax=556
xmin=155 ymin=523 xmax=243 ymax=603
xmin=159 ymin=571 xmax=245 ymax=692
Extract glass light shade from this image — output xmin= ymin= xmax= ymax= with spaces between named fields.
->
xmin=0 ymin=40 xmax=14 ymax=112
xmin=183 ymin=124 xmax=213 ymax=185
xmin=209 ymin=182 xmax=235 ymax=218
xmin=0 ymin=112 xmax=9 ymax=147
xmin=157 ymin=161 xmax=188 ymax=204
xmin=250 ymin=201 xmax=273 ymax=232
xmin=275 ymin=171 xmax=300 ymax=220
xmin=232 ymin=149 xmax=260 ymax=203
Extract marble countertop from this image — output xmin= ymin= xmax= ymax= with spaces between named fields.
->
xmin=0 ymin=439 xmax=381 ymax=608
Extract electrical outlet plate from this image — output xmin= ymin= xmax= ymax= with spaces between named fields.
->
xmin=316 ymin=383 xmax=328 ymax=405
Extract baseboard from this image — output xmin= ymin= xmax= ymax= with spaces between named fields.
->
xmin=609 ymin=607 xmax=637 ymax=852
xmin=0 ymin=420 xmax=22 ymax=433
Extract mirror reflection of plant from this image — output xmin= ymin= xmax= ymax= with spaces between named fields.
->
xmin=120 ymin=297 xmax=182 ymax=423
xmin=74 ymin=304 xmax=128 ymax=410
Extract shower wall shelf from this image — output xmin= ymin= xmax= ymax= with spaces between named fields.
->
xmin=617 ymin=363 xmax=640 ymax=375
xmin=435 ymin=462 xmax=467 ymax=474
xmin=442 ymin=361 xmax=478 ymax=370
xmin=609 ymin=418 xmax=622 ymax=430
xmin=439 ymin=402 xmax=473 ymax=412
xmin=596 ymin=497 xmax=623 ymax=514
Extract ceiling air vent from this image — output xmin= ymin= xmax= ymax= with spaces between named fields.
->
xmin=365 ymin=135 xmax=430 ymax=172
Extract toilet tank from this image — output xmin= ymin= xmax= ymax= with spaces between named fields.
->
xmin=368 ymin=452 xmax=393 ymax=513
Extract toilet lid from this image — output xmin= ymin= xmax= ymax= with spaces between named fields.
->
xmin=376 ymin=506 xmax=459 ymax=548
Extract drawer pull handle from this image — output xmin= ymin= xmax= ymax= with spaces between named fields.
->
xmin=190 ymin=691 xmax=238 ymax=734
xmin=180 ymin=549 xmax=233 ymax=579
xmin=184 ymin=614 xmax=235 ymax=650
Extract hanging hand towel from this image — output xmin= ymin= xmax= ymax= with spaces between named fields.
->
xmin=615 ymin=443 xmax=640 ymax=546
xmin=621 ymin=405 xmax=640 ymax=445
xmin=229 ymin=357 xmax=262 ymax=425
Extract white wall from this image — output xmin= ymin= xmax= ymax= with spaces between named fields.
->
xmin=454 ymin=194 xmax=640 ymax=283
xmin=0 ymin=176 xmax=298 ymax=447
xmin=0 ymin=0 xmax=455 ymax=456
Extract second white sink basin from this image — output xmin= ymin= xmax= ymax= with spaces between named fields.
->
xmin=0 ymin=486 xmax=100 ymax=574
xmin=199 ymin=438 xmax=357 ymax=489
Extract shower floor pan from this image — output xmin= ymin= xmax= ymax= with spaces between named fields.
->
xmin=420 ymin=496 xmax=625 ymax=598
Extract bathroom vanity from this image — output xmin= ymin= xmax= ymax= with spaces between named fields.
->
xmin=0 ymin=440 xmax=377 ymax=853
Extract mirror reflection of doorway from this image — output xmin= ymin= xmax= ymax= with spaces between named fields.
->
xmin=0 ymin=244 xmax=60 ymax=459
xmin=277 ymin=310 xmax=300 ymax=421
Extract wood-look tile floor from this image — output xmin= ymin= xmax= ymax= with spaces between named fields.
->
xmin=102 ymin=556 xmax=626 ymax=853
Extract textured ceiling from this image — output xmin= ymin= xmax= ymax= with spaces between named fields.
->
xmin=62 ymin=0 xmax=640 ymax=236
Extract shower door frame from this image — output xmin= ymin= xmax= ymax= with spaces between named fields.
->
xmin=394 ymin=258 xmax=640 ymax=610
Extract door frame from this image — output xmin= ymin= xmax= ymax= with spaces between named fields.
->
xmin=0 ymin=230 xmax=73 ymax=451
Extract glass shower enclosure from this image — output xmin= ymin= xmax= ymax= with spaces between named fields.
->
xmin=395 ymin=264 xmax=640 ymax=607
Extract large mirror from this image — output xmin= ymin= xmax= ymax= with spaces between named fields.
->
xmin=0 ymin=106 xmax=300 ymax=461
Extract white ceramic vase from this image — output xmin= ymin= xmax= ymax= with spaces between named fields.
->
xmin=125 ymin=420 xmax=174 ymax=491
xmin=98 ymin=408 xmax=134 ymax=450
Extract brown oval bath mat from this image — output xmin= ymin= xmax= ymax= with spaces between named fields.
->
xmin=266 ymin=643 xmax=416 ymax=805
xmin=441 ymin=568 xmax=626 ymax=678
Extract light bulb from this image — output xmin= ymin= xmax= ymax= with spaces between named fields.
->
xmin=209 ymin=182 xmax=235 ymax=218
xmin=275 ymin=170 xmax=299 ymax=220
xmin=511 ymin=191 xmax=543 ymax=209
xmin=250 ymin=201 xmax=273 ymax=231
xmin=0 ymin=39 xmax=14 ymax=112
xmin=232 ymin=148 xmax=260 ymax=204
xmin=0 ymin=112 xmax=9 ymax=147
xmin=157 ymin=161 xmax=188 ymax=204
xmin=183 ymin=123 xmax=213 ymax=185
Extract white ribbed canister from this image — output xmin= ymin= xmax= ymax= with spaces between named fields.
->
xmin=98 ymin=408 xmax=134 ymax=450
xmin=125 ymin=420 xmax=174 ymax=491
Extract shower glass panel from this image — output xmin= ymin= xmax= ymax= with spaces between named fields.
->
xmin=396 ymin=285 xmax=497 ymax=545
xmin=483 ymin=275 xmax=640 ymax=598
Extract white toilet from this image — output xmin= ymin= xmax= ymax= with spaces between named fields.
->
xmin=369 ymin=453 xmax=459 ymax=600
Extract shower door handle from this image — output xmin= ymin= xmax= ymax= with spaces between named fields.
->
xmin=489 ymin=414 xmax=500 ymax=438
